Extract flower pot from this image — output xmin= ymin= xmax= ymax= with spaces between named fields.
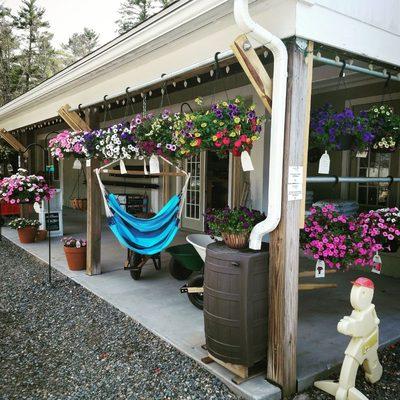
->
xmin=35 ymin=229 xmax=47 ymax=242
xmin=370 ymin=146 xmax=397 ymax=154
xmin=337 ymin=135 xmax=352 ymax=151
xmin=64 ymin=246 xmax=87 ymax=271
xmin=71 ymin=198 xmax=87 ymax=211
xmin=17 ymin=227 xmax=38 ymax=244
xmin=20 ymin=203 xmax=34 ymax=218
xmin=221 ymin=232 xmax=249 ymax=249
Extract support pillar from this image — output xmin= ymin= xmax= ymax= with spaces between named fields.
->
xmin=85 ymin=109 xmax=102 ymax=276
xmin=267 ymin=39 xmax=313 ymax=396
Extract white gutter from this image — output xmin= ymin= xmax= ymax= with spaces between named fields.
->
xmin=234 ymin=0 xmax=288 ymax=250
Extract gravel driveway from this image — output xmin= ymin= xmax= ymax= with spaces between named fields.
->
xmin=0 ymin=239 xmax=238 ymax=400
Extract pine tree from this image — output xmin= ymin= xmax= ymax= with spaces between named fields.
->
xmin=116 ymin=0 xmax=161 ymax=34
xmin=13 ymin=0 xmax=53 ymax=92
xmin=61 ymin=28 xmax=100 ymax=65
xmin=0 ymin=3 xmax=18 ymax=105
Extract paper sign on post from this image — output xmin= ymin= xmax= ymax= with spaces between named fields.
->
xmin=119 ymin=159 xmax=127 ymax=175
xmin=240 ymin=151 xmax=254 ymax=171
xmin=315 ymin=260 xmax=326 ymax=278
xmin=86 ymin=159 xmax=91 ymax=167
xmin=318 ymin=151 xmax=330 ymax=174
xmin=143 ymin=158 xmax=149 ymax=175
xmin=149 ymin=155 xmax=160 ymax=174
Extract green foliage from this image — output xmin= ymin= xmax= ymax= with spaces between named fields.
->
xmin=0 ymin=141 xmax=15 ymax=163
xmin=61 ymin=28 xmax=100 ymax=64
xmin=115 ymin=0 xmax=173 ymax=34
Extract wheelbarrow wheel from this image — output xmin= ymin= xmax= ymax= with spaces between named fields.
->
xmin=187 ymin=274 xmax=204 ymax=310
xmin=129 ymin=252 xmax=143 ymax=280
xmin=130 ymin=268 xmax=142 ymax=280
xmin=169 ymin=258 xmax=192 ymax=280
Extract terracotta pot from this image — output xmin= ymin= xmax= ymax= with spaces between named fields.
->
xmin=221 ymin=232 xmax=249 ymax=249
xmin=71 ymin=198 xmax=87 ymax=211
xmin=17 ymin=227 xmax=37 ymax=243
xmin=35 ymin=229 xmax=48 ymax=242
xmin=64 ymin=246 xmax=87 ymax=271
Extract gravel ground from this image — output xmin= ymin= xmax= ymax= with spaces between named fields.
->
xmin=290 ymin=341 xmax=400 ymax=400
xmin=0 ymin=239 xmax=238 ymax=400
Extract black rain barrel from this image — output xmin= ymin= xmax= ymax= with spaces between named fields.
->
xmin=204 ymin=242 xmax=269 ymax=366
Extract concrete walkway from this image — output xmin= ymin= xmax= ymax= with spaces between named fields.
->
xmin=2 ymin=208 xmax=400 ymax=398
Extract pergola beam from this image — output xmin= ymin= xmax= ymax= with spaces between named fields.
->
xmin=0 ymin=128 xmax=28 ymax=157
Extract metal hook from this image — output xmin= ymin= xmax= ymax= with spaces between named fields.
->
xmin=125 ymin=87 xmax=130 ymax=95
xmin=180 ymin=102 xmax=193 ymax=114
xmin=387 ymin=175 xmax=394 ymax=188
xmin=385 ymin=71 xmax=391 ymax=88
xmin=214 ymin=52 xmax=221 ymax=78
xmin=332 ymin=175 xmax=339 ymax=188
xmin=339 ymin=60 xmax=346 ymax=78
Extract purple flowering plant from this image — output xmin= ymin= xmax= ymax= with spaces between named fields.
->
xmin=204 ymin=206 xmax=265 ymax=237
xmin=310 ymin=104 xmax=375 ymax=152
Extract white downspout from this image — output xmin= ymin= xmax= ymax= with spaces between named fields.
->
xmin=234 ymin=0 xmax=288 ymax=250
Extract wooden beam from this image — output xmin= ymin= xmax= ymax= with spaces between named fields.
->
xmin=267 ymin=40 xmax=313 ymax=396
xmin=162 ymin=160 xmax=170 ymax=203
xmin=299 ymin=41 xmax=314 ymax=228
xmin=0 ymin=128 xmax=28 ymax=156
xmin=231 ymin=34 xmax=272 ymax=113
xmin=84 ymin=109 xmax=102 ymax=276
xmin=58 ymin=104 xmax=91 ymax=132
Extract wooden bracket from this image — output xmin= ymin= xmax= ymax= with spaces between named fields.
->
xmin=0 ymin=128 xmax=28 ymax=157
xmin=58 ymin=104 xmax=91 ymax=131
xmin=231 ymin=34 xmax=272 ymax=114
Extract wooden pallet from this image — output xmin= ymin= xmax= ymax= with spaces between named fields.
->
xmin=202 ymin=353 xmax=266 ymax=385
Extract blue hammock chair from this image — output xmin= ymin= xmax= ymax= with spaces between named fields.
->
xmin=95 ymin=157 xmax=190 ymax=256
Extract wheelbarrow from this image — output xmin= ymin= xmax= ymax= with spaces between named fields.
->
xmin=166 ymin=234 xmax=216 ymax=309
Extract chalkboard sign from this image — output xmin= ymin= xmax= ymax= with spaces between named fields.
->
xmin=45 ymin=212 xmax=60 ymax=231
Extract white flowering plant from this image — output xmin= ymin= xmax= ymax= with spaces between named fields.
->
xmin=368 ymin=105 xmax=400 ymax=152
xmin=99 ymin=123 xmax=141 ymax=161
xmin=9 ymin=217 xmax=41 ymax=230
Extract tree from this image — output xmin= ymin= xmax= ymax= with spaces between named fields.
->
xmin=13 ymin=0 xmax=53 ymax=92
xmin=0 ymin=3 xmax=18 ymax=105
xmin=116 ymin=0 xmax=161 ymax=34
xmin=62 ymin=28 xmax=100 ymax=65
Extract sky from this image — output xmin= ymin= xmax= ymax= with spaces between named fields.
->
xmin=4 ymin=0 xmax=121 ymax=47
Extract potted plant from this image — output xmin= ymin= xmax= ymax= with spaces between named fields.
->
xmin=62 ymin=237 xmax=87 ymax=271
xmin=204 ymin=206 xmax=265 ymax=249
xmin=367 ymin=105 xmax=400 ymax=152
xmin=9 ymin=217 xmax=41 ymax=243
xmin=357 ymin=207 xmax=400 ymax=253
xmin=309 ymin=104 xmax=375 ymax=153
xmin=35 ymin=229 xmax=48 ymax=242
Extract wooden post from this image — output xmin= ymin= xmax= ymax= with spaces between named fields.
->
xmin=162 ymin=160 xmax=170 ymax=203
xmin=84 ymin=109 xmax=102 ymax=275
xmin=299 ymin=41 xmax=314 ymax=228
xmin=0 ymin=128 xmax=28 ymax=154
xmin=267 ymin=39 xmax=313 ymax=395
xmin=58 ymin=104 xmax=101 ymax=276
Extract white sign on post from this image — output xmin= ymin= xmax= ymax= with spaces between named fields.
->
xmin=315 ymin=259 xmax=326 ymax=278
xmin=149 ymin=155 xmax=160 ymax=174
xmin=240 ymin=151 xmax=254 ymax=171
xmin=288 ymin=166 xmax=303 ymax=201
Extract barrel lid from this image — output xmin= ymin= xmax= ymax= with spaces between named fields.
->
xmin=206 ymin=242 xmax=268 ymax=262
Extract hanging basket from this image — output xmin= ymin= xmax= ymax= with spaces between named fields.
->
xmin=370 ymin=146 xmax=398 ymax=154
xmin=70 ymin=198 xmax=87 ymax=211
xmin=221 ymin=232 xmax=249 ymax=249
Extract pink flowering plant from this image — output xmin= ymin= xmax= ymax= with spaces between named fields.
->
xmin=301 ymin=204 xmax=355 ymax=269
xmin=62 ymin=236 xmax=87 ymax=248
xmin=0 ymin=169 xmax=55 ymax=204
xmin=49 ymin=130 xmax=87 ymax=159
xmin=357 ymin=207 xmax=400 ymax=252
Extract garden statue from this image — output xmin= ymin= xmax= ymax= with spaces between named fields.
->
xmin=314 ymin=277 xmax=383 ymax=400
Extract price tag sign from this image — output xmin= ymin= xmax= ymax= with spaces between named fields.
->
xmin=356 ymin=151 xmax=368 ymax=158
xmin=241 ymin=151 xmax=254 ymax=171
xmin=372 ymin=253 xmax=382 ymax=274
xmin=149 ymin=155 xmax=160 ymax=174
xmin=315 ymin=260 xmax=326 ymax=278
xmin=86 ymin=159 xmax=91 ymax=167
xmin=119 ymin=159 xmax=127 ymax=175
xmin=318 ymin=151 xmax=330 ymax=174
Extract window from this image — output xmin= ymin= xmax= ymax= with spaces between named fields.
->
xmin=185 ymin=155 xmax=201 ymax=219
xmin=357 ymin=152 xmax=391 ymax=207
